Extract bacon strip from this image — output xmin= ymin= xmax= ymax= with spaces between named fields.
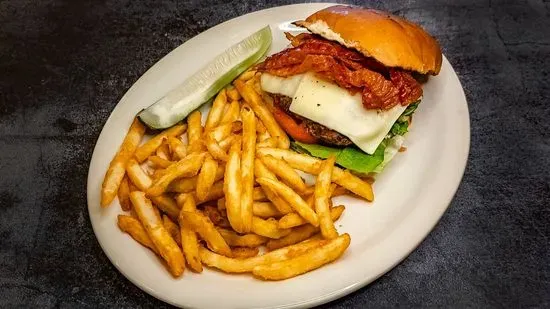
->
xmin=258 ymin=33 xmax=422 ymax=110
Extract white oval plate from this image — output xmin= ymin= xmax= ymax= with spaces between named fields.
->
xmin=87 ymin=3 xmax=469 ymax=309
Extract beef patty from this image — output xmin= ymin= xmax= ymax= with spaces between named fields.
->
xmin=273 ymin=94 xmax=353 ymax=147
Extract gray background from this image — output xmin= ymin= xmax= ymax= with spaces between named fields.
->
xmin=1 ymin=0 xmax=549 ymax=308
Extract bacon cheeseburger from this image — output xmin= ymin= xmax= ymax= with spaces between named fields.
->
xmin=258 ymin=5 xmax=442 ymax=175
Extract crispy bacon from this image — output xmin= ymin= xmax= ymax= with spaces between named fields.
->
xmin=258 ymin=33 xmax=422 ymax=110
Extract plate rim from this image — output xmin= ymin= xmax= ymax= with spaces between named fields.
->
xmin=87 ymin=3 xmax=470 ymax=308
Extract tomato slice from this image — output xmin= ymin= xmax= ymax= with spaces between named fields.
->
xmin=271 ymin=105 xmax=319 ymax=144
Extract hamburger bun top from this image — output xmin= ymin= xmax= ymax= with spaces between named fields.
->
xmin=295 ymin=5 xmax=442 ymax=75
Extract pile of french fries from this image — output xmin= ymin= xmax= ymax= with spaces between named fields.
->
xmin=101 ymin=70 xmax=375 ymax=280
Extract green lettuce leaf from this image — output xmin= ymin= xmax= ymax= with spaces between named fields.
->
xmin=291 ymin=141 xmax=386 ymax=174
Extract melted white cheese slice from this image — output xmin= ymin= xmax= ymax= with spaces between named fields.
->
xmin=261 ymin=72 xmax=406 ymax=155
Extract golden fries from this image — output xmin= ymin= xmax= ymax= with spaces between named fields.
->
xmin=162 ymin=215 xmax=181 ymax=247
xmin=267 ymin=205 xmax=345 ymax=250
xmin=232 ymin=247 xmax=259 ymax=259
xmin=252 ymin=233 xmax=351 ymax=280
xmin=148 ymin=155 xmax=173 ymax=169
xmin=226 ymin=86 xmax=241 ymax=101
xmin=130 ymin=191 xmax=185 ymax=277
xmin=187 ymin=110 xmax=204 ymax=154
xmin=117 ymin=214 xmax=158 ymax=254
xmin=234 ymin=79 xmax=290 ymax=149
xmin=195 ymin=180 xmax=224 ymax=204
xmin=156 ymin=142 xmax=171 ymax=160
xmin=254 ymin=159 xmax=293 ymax=214
xmin=260 ymin=154 xmax=307 ymax=193
xmin=147 ymin=152 xmax=206 ymax=197
xmin=168 ymin=164 xmax=224 ymax=193
xmin=279 ymin=205 xmax=345 ymax=230
xmin=167 ymin=136 xmax=187 ymax=160
xmin=223 ymin=137 xmax=243 ymax=233
xmin=315 ymin=156 xmax=338 ymax=239
xmin=199 ymin=238 xmax=323 ymax=273
xmin=179 ymin=210 xmax=232 ymax=257
xmin=134 ymin=124 xmax=186 ymax=163
xmin=219 ymin=100 xmax=241 ymax=126
xmin=257 ymin=148 xmax=374 ymax=201
xmin=101 ymin=118 xmax=145 ymax=206
xmin=150 ymin=195 xmax=180 ymax=222
xmin=178 ymin=194 xmax=203 ymax=273
xmin=126 ymin=159 xmax=153 ymax=190
xmin=205 ymin=133 xmax=228 ymax=161
xmin=252 ymin=216 xmax=291 ymax=239
xmin=257 ymin=177 xmax=319 ymax=227
xmin=196 ymin=155 xmax=219 ymax=201
xmin=205 ymin=89 xmax=227 ymax=129
xmin=217 ymin=228 xmax=268 ymax=247
xmin=240 ymin=105 xmax=256 ymax=233
xmin=118 ymin=176 xmax=132 ymax=211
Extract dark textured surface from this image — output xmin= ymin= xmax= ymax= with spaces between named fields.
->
xmin=1 ymin=0 xmax=549 ymax=308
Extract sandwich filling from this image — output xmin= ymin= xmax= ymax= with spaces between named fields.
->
xmin=258 ymin=33 xmax=424 ymax=174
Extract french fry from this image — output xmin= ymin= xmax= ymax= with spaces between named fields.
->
xmin=267 ymin=205 xmax=345 ymax=250
xmin=260 ymin=155 xmax=307 ymax=193
xmin=205 ymin=89 xmax=227 ymax=129
xmin=118 ymin=175 xmax=132 ymax=211
xmin=205 ymin=133 xmax=228 ymax=161
xmin=219 ymin=100 xmax=241 ymax=125
xmin=232 ymin=247 xmax=259 ymax=259
xmin=279 ymin=205 xmax=345 ymax=230
xmin=187 ymin=110 xmax=204 ymax=153
xmin=218 ymin=135 xmax=236 ymax=151
xmin=256 ymin=137 xmax=278 ymax=149
xmin=148 ymin=155 xmax=173 ymax=169
xmin=256 ymin=119 xmax=267 ymax=134
xmin=315 ymin=156 xmax=338 ymax=239
xmin=234 ymin=79 xmax=290 ymax=149
xmin=252 ymin=233 xmax=351 ymax=280
xmin=251 ymin=216 xmax=291 ymax=239
xmin=101 ymin=118 xmax=146 ymax=206
xmin=130 ymin=191 xmax=185 ymax=277
xmin=134 ymin=124 xmax=186 ymax=163
xmin=168 ymin=163 xmax=225 ymax=193
xmin=156 ymin=142 xmax=171 ymax=160
xmin=199 ymin=237 xmax=323 ymax=273
xmin=196 ymin=154 xmax=219 ymax=201
xmin=178 ymin=194 xmax=203 ymax=273
xmin=150 ymin=195 xmax=180 ymax=222
xmin=126 ymin=159 xmax=153 ymax=190
xmin=163 ymin=215 xmax=181 ymax=247
xmin=217 ymin=228 xmax=267 ymax=247
xmin=195 ymin=180 xmax=224 ymax=204
xmin=240 ymin=105 xmax=256 ymax=233
xmin=330 ymin=185 xmax=348 ymax=197
xmin=167 ymin=136 xmax=187 ymax=160
xmin=147 ymin=152 xmax=206 ymax=197
xmin=218 ymin=199 xmax=282 ymax=219
xmin=179 ymin=210 xmax=232 ymax=257
xmin=253 ymin=186 xmax=267 ymax=201
xmin=224 ymin=137 xmax=243 ymax=233
xmin=209 ymin=122 xmax=233 ymax=142
xmin=251 ymin=202 xmax=282 ymax=218
xmin=237 ymin=69 xmax=256 ymax=81
xmin=226 ymin=85 xmax=241 ymax=101
xmin=254 ymin=159 xmax=293 ymax=214
xmin=117 ymin=214 xmax=158 ymax=254
xmin=256 ymin=177 xmax=319 ymax=227
xmin=257 ymin=148 xmax=374 ymax=201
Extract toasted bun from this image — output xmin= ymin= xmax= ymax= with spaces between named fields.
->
xmin=295 ymin=5 xmax=442 ymax=75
